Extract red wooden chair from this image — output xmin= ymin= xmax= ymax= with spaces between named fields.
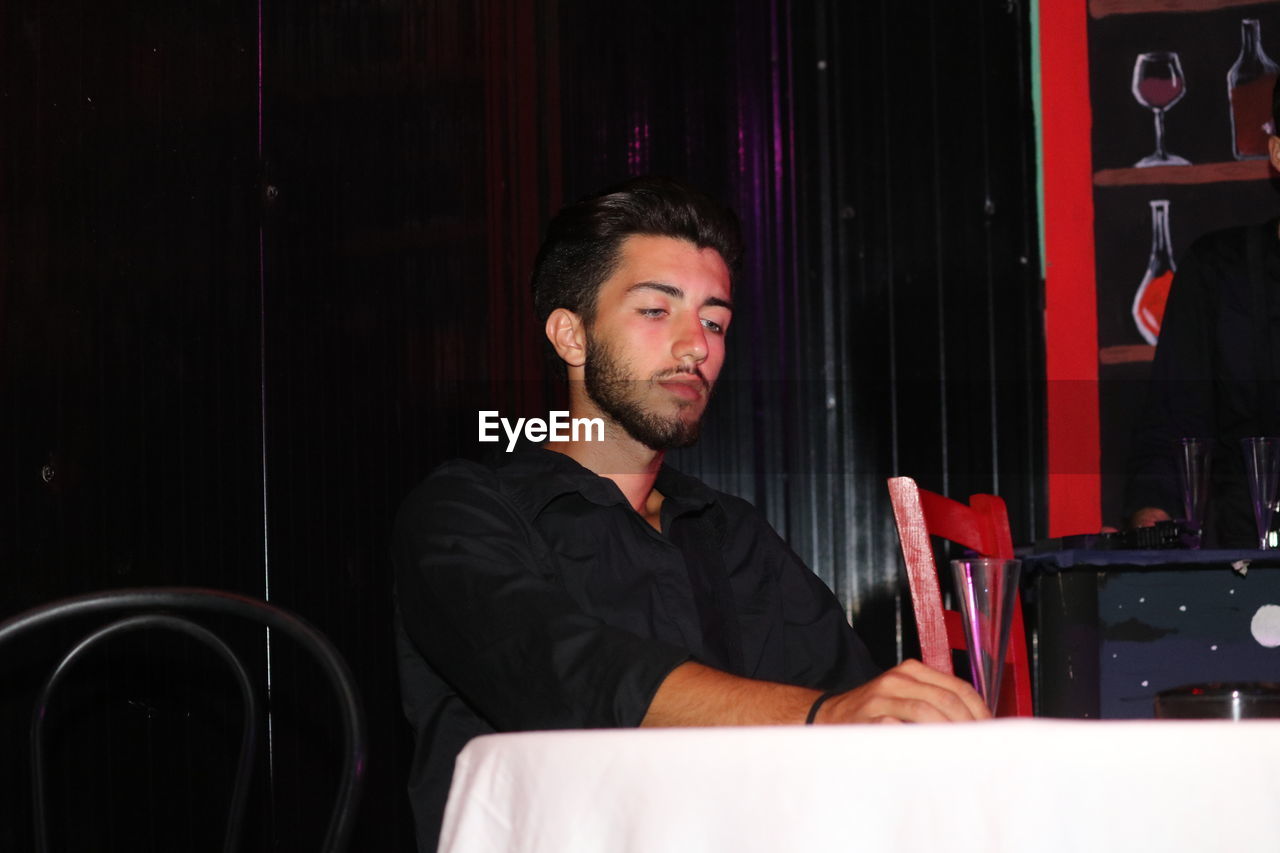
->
xmin=887 ymin=476 xmax=1033 ymax=717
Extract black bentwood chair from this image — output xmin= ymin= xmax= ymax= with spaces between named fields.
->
xmin=0 ymin=587 xmax=367 ymax=853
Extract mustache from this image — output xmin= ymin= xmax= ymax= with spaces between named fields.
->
xmin=652 ymin=364 xmax=710 ymax=390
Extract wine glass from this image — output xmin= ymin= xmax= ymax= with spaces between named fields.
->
xmin=1132 ymin=51 xmax=1191 ymax=167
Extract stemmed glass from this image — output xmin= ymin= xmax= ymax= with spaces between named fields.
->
xmin=1241 ymin=437 xmax=1280 ymax=550
xmin=1132 ymin=51 xmax=1190 ymax=167
xmin=950 ymin=558 xmax=1022 ymax=714
xmin=1177 ymin=438 xmax=1212 ymax=549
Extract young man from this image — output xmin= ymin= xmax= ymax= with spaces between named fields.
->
xmin=394 ymin=177 xmax=987 ymax=851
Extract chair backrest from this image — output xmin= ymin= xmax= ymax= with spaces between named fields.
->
xmin=887 ymin=477 xmax=1032 ymax=717
xmin=0 ymin=587 xmax=367 ymax=853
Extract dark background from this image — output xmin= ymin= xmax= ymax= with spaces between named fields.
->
xmin=1 ymin=0 xmax=1043 ymax=849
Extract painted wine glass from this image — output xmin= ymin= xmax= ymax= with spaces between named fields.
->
xmin=1132 ymin=51 xmax=1190 ymax=167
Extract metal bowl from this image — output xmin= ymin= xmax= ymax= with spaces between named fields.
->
xmin=1154 ymin=682 xmax=1280 ymax=720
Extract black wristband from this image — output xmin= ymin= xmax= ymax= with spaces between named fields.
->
xmin=805 ymin=690 xmax=840 ymax=725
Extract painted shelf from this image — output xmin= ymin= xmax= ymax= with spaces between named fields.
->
xmin=1091 ymin=0 xmax=1271 ymax=17
xmin=1094 ymin=159 xmax=1273 ymax=186
xmin=1100 ymin=344 xmax=1156 ymax=364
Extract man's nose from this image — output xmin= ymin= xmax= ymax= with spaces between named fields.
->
xmin=672 ymin=314 xmax=708 ymax=363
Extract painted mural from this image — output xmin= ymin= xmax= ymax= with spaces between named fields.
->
xmin=1087 ymin=0 xmax=1280 ymax=525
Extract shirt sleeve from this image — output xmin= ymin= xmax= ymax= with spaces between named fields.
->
xmin=392 ymin=462 xmax=690 ymax=732
xmin=1124 ymin=237 xmax=1218 ymax=521
xmin=775 ymin=542 xmax=883 ymax=692
xmin=716 ymin=494 xmax=882 ymax=691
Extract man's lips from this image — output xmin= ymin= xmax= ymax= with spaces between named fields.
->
xmin=656 ymin=375 xmax=708 ymax=401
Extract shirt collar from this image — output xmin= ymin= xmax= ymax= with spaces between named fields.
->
xmin=494 ymin=443 xmax=719 ymax=519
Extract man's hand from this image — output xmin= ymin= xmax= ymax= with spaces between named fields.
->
xmin=812 ymin=659 xmax=991 ymax=724
xmin=1129 ymin=506 xmax=1172 ymax=528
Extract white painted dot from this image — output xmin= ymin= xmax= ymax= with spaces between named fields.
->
xmin=1139 ymin=597 xmax=1146 ymax=603
xmin=1141 ymin=680 xmax=1149 ymax=687
xmin=1230 ymin=589 xmax=1236 ymax=595
xmin=1179 ymin=605 xmax=1187 ymax=611
xmin=1250 ymin=604 xmax=1280 ymax=648
xmin=1111 ymin=653 xmax=1118 ymax=659
xmin=1210 ymin=645 xmax=1218 ymax=651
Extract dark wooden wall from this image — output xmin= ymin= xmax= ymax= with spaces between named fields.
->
xmin=1 ymin=1 xmax=1042 ymax=849
xmin=787 ymin=0 xmax=1046 ymax=655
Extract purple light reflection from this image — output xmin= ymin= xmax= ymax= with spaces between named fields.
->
xmin=628 ymin=118 xmax=652 ymax=175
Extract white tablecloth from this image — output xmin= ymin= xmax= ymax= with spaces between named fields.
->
xmin=438 ymin=719 xmax=1280 ymax=853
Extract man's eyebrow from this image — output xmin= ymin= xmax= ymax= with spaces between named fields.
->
xmin=627 ymin=281 xmax=734 ymax=311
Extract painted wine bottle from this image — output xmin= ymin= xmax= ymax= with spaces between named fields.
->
xmin=1228 ymin=19 xmax=1279 ymax=160
xmin=1132 ymin=199 xmax=1175 ymax=346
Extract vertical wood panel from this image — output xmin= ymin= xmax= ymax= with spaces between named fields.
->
xmin=259 ymin=2 xmax=497 ymax=848
xmin=790 ymin=0 xmax=1045 ymax=664
xmin=1 ymin=1 xmax=264 ymax=849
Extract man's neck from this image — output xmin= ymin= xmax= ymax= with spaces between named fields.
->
xmin=544 ymin=405 xmax=664 ymax=521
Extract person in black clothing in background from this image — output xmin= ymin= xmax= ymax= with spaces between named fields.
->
xmin=393 ymin=176 xmax=988 ymax=852
xmin=1125 ymin=80 xmax=1280 ymax=547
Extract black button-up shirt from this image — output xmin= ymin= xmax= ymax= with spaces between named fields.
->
xmin=1125 ymin=221 xmax=1280 ymax=546
xmin=393 ymin=445 xmax=880 ymax=851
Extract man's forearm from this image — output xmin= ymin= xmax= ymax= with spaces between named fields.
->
xmin=641 ymin=658 xmax=992 ymax=726
xmin=640 ymin=661 xmax=819 ymax=726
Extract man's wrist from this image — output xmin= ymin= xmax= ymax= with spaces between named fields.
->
xmin=804 ymin=690 xmax=841 ymax=725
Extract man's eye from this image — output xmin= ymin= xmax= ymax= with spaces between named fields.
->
xmin=701 ymin=318 xmax=725 ymax=334
xmin=638 ymin=308 xmax=667 ymax=318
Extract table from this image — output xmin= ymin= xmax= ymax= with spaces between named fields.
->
xmin=438 ymin=720 xmax=1280 ymax=853
xmin=1026 ymin=549 xmax=1280 ymax=718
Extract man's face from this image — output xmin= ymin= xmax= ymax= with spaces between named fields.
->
xmin=581 ymin=234 xmax=733 ymax=450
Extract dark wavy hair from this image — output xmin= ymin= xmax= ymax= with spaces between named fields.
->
xmin=531 ymin=176 xmax=743 ymax=327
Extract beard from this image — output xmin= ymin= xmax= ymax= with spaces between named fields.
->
xmin=583 ymin=328 xmax=712 ymax=451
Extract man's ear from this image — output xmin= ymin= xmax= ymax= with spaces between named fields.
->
xmin=1270 ymin=135 xmax=1280 ymax=173
xmin=545 ymin=308 xmax=587 ymax=368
